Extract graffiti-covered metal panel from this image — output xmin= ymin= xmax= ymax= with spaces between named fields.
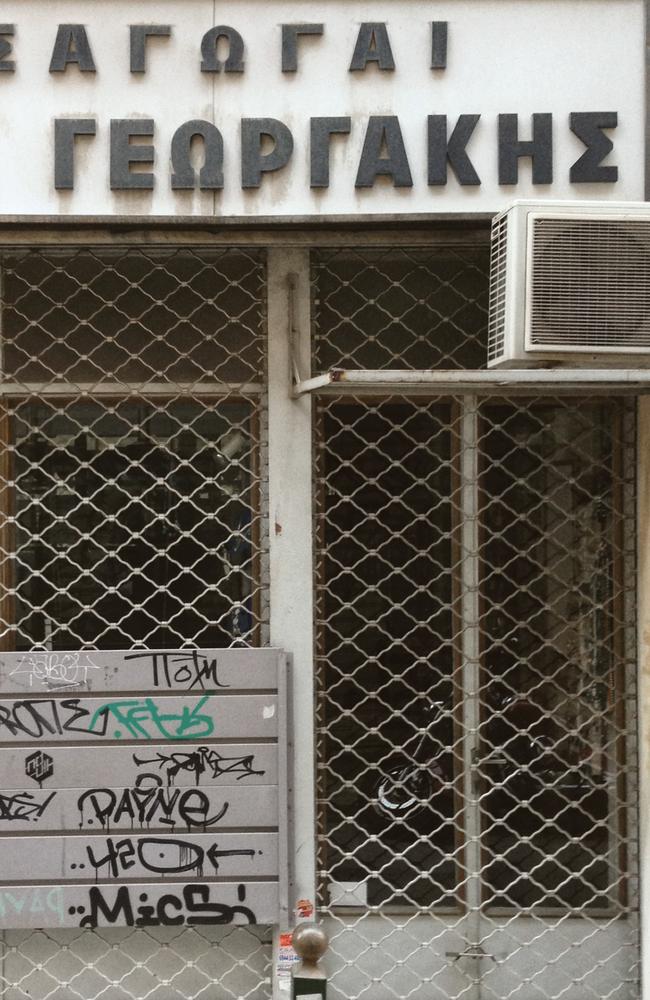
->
xmin=0 ymin=743 xmax=278 ymax=789
xmin=0 ymin=648 xmax=281 ymax=694
xmin=0 ymin=882 xmax=280 ymax=930
xmin=0 ymin=694 xmax=278 ymax=742
xmin=0 ymin=648 xmax=290 ymax=930
xmin=0 ymin=782 xmax=279 ymax=832
xmin=0 ymin=833 xmax=279 ymax=881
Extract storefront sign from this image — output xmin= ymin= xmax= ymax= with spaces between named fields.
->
xmin=0 ymin=648 xmax=291 ymax=928
xmin=0 ymin=0 xmax=642 ymax=214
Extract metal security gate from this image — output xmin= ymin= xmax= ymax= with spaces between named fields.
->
xmin=313 ymin=248 xmax=639 ymax=1000
xmin=0 ymin=235 xmax=640 ymax=1000
xmin=0 ymin=245 xmax=272 ymax=1000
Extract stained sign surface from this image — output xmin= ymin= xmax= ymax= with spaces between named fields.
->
xmin=0 ymin=648 xmax=290 ymax=929
xmin=0 ymin=0 xmax=644 ymax=214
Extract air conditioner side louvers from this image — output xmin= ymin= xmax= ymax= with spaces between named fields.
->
xmin=488 ymin=211 xmax=509 ymax=365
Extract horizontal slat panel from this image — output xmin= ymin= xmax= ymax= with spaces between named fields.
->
xmin=0 ymin=784 xmax=278 ymax=832
xmin=0 ymin=649 xmax=281 ymax=695
xmin=0 ymin=649 xmax=288 ymax=926
xmin=0 ymin=743 xmax=277 ymax=788
xmin=0 ymin=881 xmax=278 ymax=928
xmin=0 ymin=832 xmax=278 ymax=881
xmin=0 ymin=694 xmax=278 ymax=742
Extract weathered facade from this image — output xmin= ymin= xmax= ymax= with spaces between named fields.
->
xmin=0 ymin=3 xmax=644 ymax=1000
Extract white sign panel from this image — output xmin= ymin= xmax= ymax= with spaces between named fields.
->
xmin=0 ymin=0 xmax=642 ymax=216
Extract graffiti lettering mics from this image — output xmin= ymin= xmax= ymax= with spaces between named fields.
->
xmin=125 ymin=651 xmax=229 ymax=691
xmin=78 ymin=774 xmax=229 ymax=830
xmin=77 ymin=883 xmax=257 ymax=928
xmin=133 ymin=746 xmax=265 ymax=785
xmin=0 ymin=790 xmax=56 ymax=822
xmin=0 ymin=887 xmax=64 ymax=924
xmin=84 ymin=836 xmax=257 ymax=878
xmin=25 ymin=750 xmax=54 ymax=786
xmin=90 ymin=696 xmax=214 ymax=740
xmin=8 ymin=652 xmax=101 ymax=692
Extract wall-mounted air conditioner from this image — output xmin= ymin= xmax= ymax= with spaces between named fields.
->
xmin=488 ymin=200 xmax=650 ymax=369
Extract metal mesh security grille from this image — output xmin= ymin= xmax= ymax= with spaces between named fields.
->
xmin=312 ymin=246 xmax=490 ymax=371
xmin=0 ymin=246 xmax=271 ymax=1000
xmin=313 ymin=250 xmax=639 ymax=1000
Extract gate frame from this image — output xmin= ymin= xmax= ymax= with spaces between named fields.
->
xmin=0 ymin=219 xmax=641 ymax=1000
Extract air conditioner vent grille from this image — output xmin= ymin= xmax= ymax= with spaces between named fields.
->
xmin=529 ymin=217 xmax=650 ymax=349
xmin=488 ymin=212 xmax=509 ymax=362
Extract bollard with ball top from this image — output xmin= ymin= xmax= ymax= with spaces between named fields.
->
xmin=291 ymin=923 xmax=328 ymax=1000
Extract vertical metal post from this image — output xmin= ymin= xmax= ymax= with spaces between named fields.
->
xmin=637 ymin=397 xmax=650 ymax=1000
xmin=267 ymin=249 xmax=316 ymax=997
xmin=460 ymin=395 xmax=483 ymax=1000
xmin=277 ymin=651 xmax=293 ymax=931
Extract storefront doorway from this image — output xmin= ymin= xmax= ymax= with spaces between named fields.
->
xmin=316 ymin=392 xmax=637 ymax=1000
xmin=0 ymin=237 xmax=639 ymax=1000
xmin=312 ymin=248 xmax=638 ymax=1000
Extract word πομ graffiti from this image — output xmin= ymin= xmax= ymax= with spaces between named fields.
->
xmin=78 ymin=774 xmax=228 ymax=829
xmin=125 ymin=651 xmax=229 ymax=691
xmin=76 ymin=883 xmax=257 ymax=928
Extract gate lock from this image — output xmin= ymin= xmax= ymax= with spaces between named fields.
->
xmin=445 ymin=944 xmax=496 ymax=963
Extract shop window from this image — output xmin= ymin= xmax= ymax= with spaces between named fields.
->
xmin=315 ymin=394 xmax=635 ymax=913
xmin=0 ymin=246 xmax=268 ymax=650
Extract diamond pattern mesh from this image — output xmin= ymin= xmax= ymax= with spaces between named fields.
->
xmin=0 ymin=239 xmax=641 ymax=1000
xmin=1 ymin=925 xmax=271 ymax=1000
xmin=312 ymin=246 xmax=490 ymax=371
xmin=312 ymin=249 xmax=638 ymax=1000
xmin=0 ymin=246 xmax=271 ymax=999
